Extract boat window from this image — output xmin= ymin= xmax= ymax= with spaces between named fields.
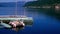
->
xmin=2 ymin=20 xmax=10 ymax=24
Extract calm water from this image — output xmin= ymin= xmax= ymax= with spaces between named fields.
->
xmin=0 ymin=7 xmax=60 ymax=34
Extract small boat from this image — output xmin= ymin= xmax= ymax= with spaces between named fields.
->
xmin=0 ymin=15 xmax=33 ymax=28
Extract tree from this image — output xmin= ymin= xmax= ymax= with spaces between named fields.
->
xmin=37 ymin=0 xmax=60 ymax=3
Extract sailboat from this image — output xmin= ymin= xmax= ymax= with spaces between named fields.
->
xmin=0 ymin=0 xmax=33 ymax=28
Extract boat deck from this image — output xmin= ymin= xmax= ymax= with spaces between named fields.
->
xmin=0 ymin=15 xmax=33 ymax=26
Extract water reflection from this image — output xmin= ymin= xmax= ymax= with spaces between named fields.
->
xmin=12 ymin=27 xmax=24 ymax=32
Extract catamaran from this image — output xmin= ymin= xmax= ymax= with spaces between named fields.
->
xmin=0 ymin=0 xmax=33 ymax=28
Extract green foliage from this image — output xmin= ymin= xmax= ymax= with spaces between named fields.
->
xmin=24 ymin=0 xmax=60 ymax=6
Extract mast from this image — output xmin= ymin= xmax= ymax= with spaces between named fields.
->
xmin=24 ymin=3 xmax=26 ymax=16
xmin=15 ymin=0 xmax=26 ymax=17
xmin=15 ymin=0 xmax=17 ymax=16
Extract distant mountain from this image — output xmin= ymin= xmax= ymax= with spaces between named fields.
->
xmin=0 ymin=2 xmax=26 ymax=7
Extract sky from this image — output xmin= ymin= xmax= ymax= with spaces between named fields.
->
xmin=0 ymin=0 xmax=37 ymax=2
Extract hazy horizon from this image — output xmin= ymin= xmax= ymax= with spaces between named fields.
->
xmin=0 ymin=0 xmax=37 ymax=2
